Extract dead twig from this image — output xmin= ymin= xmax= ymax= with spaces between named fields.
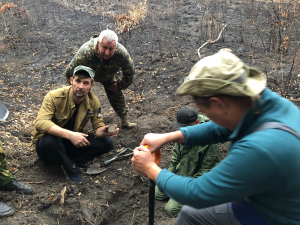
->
xmin=18 ymin=210 xmax=36 ymax=213
xmin=103 ymin=201 xmax=113 ymax=215
xmin=84 ymin=217 xmax=94 ymax=225
xmin=132 ymin=210 xmax=135 ymax=225
xmin=197 ymin=24 xmax=227 ymax=59
xmin=60 ymin=186 xmax=67 ymax=205
xmin=23 ymin=181 xmax=44 ymax=184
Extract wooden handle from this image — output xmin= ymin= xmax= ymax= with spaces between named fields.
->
xmin=144 ymin=145 xmax=161 ymax=165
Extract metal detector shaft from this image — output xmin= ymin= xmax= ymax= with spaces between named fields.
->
xmin=149 ymin=179 xmax=155 ymax=225
xmin=144 ymin=145 xmax=161 ymax=225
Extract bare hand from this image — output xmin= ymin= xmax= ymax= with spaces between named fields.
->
xmin=97 ymin=125 xmax=119 ymax=137
xmin=68 ymin=132 xmax=90 ymax=148
xmin=108 ymin=80 xmax=118 ymax=92
xmin=140 ymin=133 xmax=168 ymax=153
xmin=131 ymin=146 xmax=154 ymax=174
xmin=131 ymin=146 xmax=162 ymax=181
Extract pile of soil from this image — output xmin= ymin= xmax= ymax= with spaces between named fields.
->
xmin=0 ymin=0 xmax=299 ymax=224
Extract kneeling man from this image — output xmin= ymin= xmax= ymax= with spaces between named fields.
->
xmin=32 ymin=66 xmax=119 ymax=183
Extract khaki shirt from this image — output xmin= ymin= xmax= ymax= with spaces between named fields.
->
xmin=32 ymin=86 xmax=105 ymax=144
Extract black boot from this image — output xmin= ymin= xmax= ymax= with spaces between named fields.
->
xmin=0 ymin=179 xmax=34 ymax=194
xmin=0 ymin=202 xmax=14 ymax=218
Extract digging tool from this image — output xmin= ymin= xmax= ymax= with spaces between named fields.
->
xmin=144 ymin=144 xmax=161 ymax=225
xmin=102 ymin=148 xmax=133 ymax=166
xmin=0 ymin=100 xmax=9 ymax=121
xmin=86 ymin=162 xmax=108 ymax=175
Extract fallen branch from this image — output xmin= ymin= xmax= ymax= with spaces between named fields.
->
xmin=197 ymin=24 xmax=227 ymax=59
xmin=23 ymin=181 xmax=44 ymax=184
xmin=18 ymin=210 xmax=36 ymax=213
xmin=84 ymin=217 xmax=94 ymax=225
xmin=60 ymin=186 xmax=67 ymax=205
xmin=132 ymin=210 xmax=135 ymax=225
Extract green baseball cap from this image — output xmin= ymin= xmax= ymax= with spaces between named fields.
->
xmin=176 ymin=51 xmax=266 ymax=97
xmin=73 ymin=65 xmax=95 ymax=78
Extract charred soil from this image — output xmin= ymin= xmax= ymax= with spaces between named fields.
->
xmin=0 ymin=0 xmax=300 ymax=224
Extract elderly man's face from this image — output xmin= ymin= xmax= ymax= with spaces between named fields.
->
xmin=98 ymin=38 xmax=116 ymax=60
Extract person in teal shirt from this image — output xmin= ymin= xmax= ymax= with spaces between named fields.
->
xmin=131 ymin=50 xmax=300 ymax=224
xmin=155 ymin=106 xmax=219 ymax=217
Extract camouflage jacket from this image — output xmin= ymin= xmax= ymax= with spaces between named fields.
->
xmin=168 ymin=115 xmax=219 ymax=178
xmin=32 ymin=86 xmax=105 ymax=144
xmin=65 ymin=35 xmax=135 ymax=90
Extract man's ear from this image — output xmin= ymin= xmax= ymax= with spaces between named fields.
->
xmin=70 ymin=77 xmax=73 ymax=85
xmin=91 ymin=82 xmax=94 ymax=88
xmin=196 ymin=119 xmax=200 ymax=124
xmin=210 ymin=96 xmax=230 ymax=115
xmin=210 ymin=97 xmax=227 ymax=110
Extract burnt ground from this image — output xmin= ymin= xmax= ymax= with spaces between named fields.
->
xmin=0 ymin=0 xmax=300 ymax=224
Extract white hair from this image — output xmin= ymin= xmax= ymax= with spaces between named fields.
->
xmin=98 ymin=30 xmax=118 ymax=44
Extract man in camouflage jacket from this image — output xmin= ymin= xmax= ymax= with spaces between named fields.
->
xmin=155 ymin=107 xmax=219 ymax=217
xmin=0 ymin=101 xmax=34 ymax=217
xmin=64 ymin=29 xmax=136 ymax=128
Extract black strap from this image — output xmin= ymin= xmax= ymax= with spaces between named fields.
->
xmin=252 ymin=122 xmax=300 ymax=139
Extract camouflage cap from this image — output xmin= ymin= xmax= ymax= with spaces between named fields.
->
xmin=176 ymin=51 xmax=266 ymax=97
xmin=73 ymin=65 xmax=95 ymax=78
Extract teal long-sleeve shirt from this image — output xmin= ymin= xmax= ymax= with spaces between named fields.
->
xmin=156 ymin=88 xmax=300 ymax=225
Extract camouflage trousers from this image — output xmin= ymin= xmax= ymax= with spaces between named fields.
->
xmin=102 ymin=77 xmax=128 ymax=117
xmin=155 ymin=186 xmax=183 ymax=218
xmin=0 ymin=137 xmax=12 ymax=186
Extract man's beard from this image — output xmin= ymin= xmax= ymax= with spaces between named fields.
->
xmin=73 ymin=89 xmax=90 ymax=98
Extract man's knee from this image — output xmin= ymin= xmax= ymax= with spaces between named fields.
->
xmin=175 ymin=204 xmax=239 ymax=225
xmin=155 ymin=186 xmax=169 ymax=201
xmin=39 ymin=134 xmax=61 ymax=148
xmin=92 ymin=136 xmax=114 ymax=153
xmin=102 ymin=136 xmax=114 ymax=150
xmin=36 ymin=135 xmax=62 ymax=159
xmin=165 ymin=199 xmax=182 ymax=218
xmin=174 ymin=205 xmax=197 ymax=225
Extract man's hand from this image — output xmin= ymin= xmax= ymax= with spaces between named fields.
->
xmin=131 ymin=146 xmax=162 ymax=182
xmin=140 ymin=131 xmax=186 ymax=153
xmin=140 ymin=133 xmax=171 ymax=153
xmin=48 ymin=125 xmax=90 ymax=148
xmin=68 ymin=132 xmax=90 ymax=148
xmin=107 ymin=80 xmax=118 ymax=92
xmin=96 ymin=125 xmax=119 ymax=138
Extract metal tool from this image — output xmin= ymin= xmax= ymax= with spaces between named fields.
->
xmin=144 ymin=145 xmax=161 ymax=225
xmin=86 ymin=162 xmax=108 ymax=175
xmin=0 ymin=100 xmax=9 ymax=121
xmin=102 ymin=148 xmax=133 ymax=166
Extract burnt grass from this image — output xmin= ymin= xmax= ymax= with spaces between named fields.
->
xmin=0 ymin=0 xmax=300 ymax=224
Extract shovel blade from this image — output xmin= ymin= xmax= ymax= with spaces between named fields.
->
xmin=0 ymin=101 xmax=9 ymax=121
xmin=86 ymin=162 xmax=107 ymax=175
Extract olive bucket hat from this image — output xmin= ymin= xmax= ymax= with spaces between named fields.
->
xmin=176 ymin=51 xmax=267 ymax=97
